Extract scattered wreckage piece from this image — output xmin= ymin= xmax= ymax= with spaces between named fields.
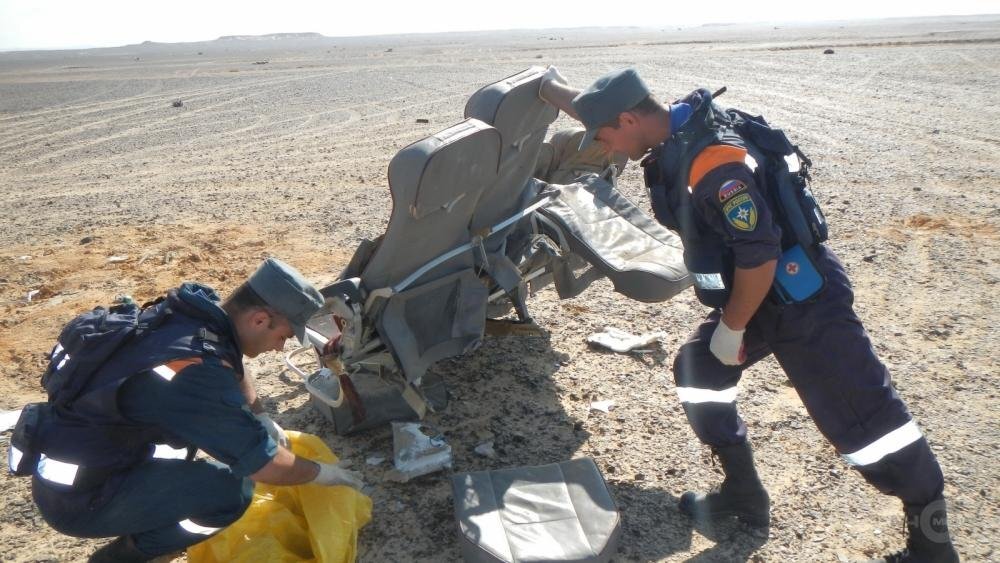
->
xmin=451 ymin=458 xmax=621 ymax=562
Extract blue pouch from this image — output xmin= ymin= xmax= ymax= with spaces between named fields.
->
xmin=773 ymin=244 xmax=825 ymax=303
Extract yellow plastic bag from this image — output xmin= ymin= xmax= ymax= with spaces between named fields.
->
xmin=188 ymin=431 xmax=372 ymax=563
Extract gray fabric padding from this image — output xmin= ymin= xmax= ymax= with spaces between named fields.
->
xmin=376 ymin=268 xmax=487 ymax=384
xmin=539 ymin=174 xmax=692 ymax=303
xmin=452 ymin=458 xmax=621 ymax=563
xmin=361 ymin=119 xmax=501 ymax=291
xmin=465 ymin=66 xmax=559 ymax=240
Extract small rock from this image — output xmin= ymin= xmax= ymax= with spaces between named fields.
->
xmin=172 ymin=100 xmax=183 ymax=108
xmin=634 ymin=473 xmax=645 ymax=481
xmin=366 ymin=454 xmax=386 ymax=466
xmin=474 ymin=441 xmax=497 ymax=458
xmin=931 ymin=129 xmax=940 ymax=134
xmin=79 ymin=236 xmax=94 ymax=245
xmin=416 ymin=118 xmax=429 ymax=124
xmin=823 ymin=49 xmax=835 ymax=55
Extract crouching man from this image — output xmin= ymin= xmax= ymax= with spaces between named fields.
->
xmin=19 ymin=258 xmax=363 ymax=562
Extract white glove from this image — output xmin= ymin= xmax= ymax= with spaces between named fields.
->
xmin=312 ymin=461 xmax=365 ymax=490
xmin=709 ymin=320 xmax=746 ymax=366
xmin=255 ymin=413 xmax=289 ymax=448
xmin=538 ymin=65 xmax=567 ymax=103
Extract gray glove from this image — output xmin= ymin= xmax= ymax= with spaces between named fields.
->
xmin=311 ymin=461 xmax=365 ymax=490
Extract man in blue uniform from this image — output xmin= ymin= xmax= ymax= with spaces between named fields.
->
xmin=25 ymin=258 xmax=363 ymax=562
xmin=538 ymin=68 xmax=958 ymax=562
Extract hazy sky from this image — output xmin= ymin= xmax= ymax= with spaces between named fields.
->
xmin=1 ymin=0 xmax=998 ymax=51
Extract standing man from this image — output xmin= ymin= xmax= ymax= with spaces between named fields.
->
xmin=538 ymin=68 xmax=958 ymax=562
xmin=22 ymin=258 xmax=364 ymax=562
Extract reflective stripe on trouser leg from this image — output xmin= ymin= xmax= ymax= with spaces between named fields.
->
xmin=179 ymin=518 xmax=222 ymax=536
xmin=675 ymin=386 xmax=738 ymax=404
xmin=37 ymin=454 xmax=79 ymax=486
xmin=842 ymin=420 xmax=922 ymax=467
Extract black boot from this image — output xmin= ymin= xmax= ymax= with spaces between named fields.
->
xmin=678 ymin=441 xmax=770 ymax=527
xmin=89 ymin=535 xmax=149 ymax=563
xmin=871 ymin=498 xmax=959 ymax=563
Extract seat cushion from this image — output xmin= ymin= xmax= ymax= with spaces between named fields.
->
xmin=451 ymin=458 xmax=621 ymax=563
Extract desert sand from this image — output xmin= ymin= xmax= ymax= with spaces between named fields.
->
xmin=1 ymin=15 xmax=998 ymax=562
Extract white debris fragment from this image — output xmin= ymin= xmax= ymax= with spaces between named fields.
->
xmin=17 ymin=255 xmax=31 ymax=262
xmin=1 ymin=408 xmax=22 ymax=433
xmin=474 ymin=441 xmax=496 ymax=458
xmin=386 ymin=422 xmax=452 ymax=482
xmin=26 ymin=289 xmax=40 ymax=302
xmin=590 ymin=400 xmax=615 ymax=413
xmin=586 ymin=326 xmax=666 ymax=353
xmin=366 ymin=454 xmax=386 ymax=466
xmin=106 ymin=255 xmax=129 ymax=263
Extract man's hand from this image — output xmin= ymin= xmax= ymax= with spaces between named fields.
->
xmin=255 ymin=413 xmax=289 ymax=448
xmin=311 ymin=461 xmax=365 ymax=490
xmin=538 ymin=65 xmax=567 ymax=102
xmin=709 ymin=319 xmax=746 ymax=366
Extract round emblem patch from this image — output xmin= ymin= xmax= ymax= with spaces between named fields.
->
xmin=785 ymin=261 xmax=799 ymax=275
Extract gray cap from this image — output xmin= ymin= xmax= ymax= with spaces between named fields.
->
xmin=247 ymin=257 xmax=323 ymax=343
xmin=571 ymin=68 xmax=651 ymax=150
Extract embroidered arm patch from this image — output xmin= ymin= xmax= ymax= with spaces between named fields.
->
xmin=722 ymin=185 xmax=758 ymax=232
xmin=718 ymin=179 xmax=748 ymax=203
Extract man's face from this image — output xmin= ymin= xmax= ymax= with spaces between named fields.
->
xmin=240 ymin=309 xmax=295 ymax=358
xmin=593 ymin=112 xmax=650 ymax=161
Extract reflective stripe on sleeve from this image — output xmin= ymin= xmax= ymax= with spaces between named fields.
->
xmin=8 ymin=445 xmax=23 ymax=472
xmin=153 ymin=365 xmax=177 ymax=381
xmin=179 ymin=519 xmax=221 ymax=535
xmin=152 ymin=444 xmax=189 ymax=460
xmin=152 ymin=358 xmax=204 ymax=382
xmin=55 ymin=354 xmax=70 ymax=371
xmin=675 ymin=386 xmax=738 ymax=404
xmin=842 ymin=420 xmax=922 ymax=467
xmin=37 ymin=454 xmax=79 ymax=486
xmin=52 ymin=343 xmax=64 ymax=358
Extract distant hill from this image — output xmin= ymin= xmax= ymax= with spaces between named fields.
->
xmin=216 ymin=32 xmax=326 ymax=41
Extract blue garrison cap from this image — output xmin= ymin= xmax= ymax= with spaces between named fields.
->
xmin=247 ymin=257 xmax=323 ymax=343
xmin=572 ymin=68 xmax=651 ymax=150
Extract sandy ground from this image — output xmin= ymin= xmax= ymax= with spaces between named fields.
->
xmin=1 ymin=16 xmax=998 ymax=562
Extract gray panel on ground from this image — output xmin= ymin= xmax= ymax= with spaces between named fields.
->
xmin=452 ymin=458 xmax=621 ymax=563
xmin=539 ymin=175 xmax=692 ymax=303
xmin=362 ymin=119 xmax=501 ymax=291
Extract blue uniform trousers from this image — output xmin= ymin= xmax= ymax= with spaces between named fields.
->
xmin=32 ymin=457 xmax=253 ymax=557
xmin=672 ymin=246 xmax=944 ymax=506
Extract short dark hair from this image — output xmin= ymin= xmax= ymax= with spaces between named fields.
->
xmin=599 ymin=95 xmax=662 ymax=129
xmin=223 ymin=282 xmax=273 ymax=315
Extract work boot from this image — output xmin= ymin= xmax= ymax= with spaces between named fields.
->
xmin=89 ymin=535 xmax=148 ymax=563
xmin=869 ymin=498 xmax=960 ymax=563
xmin=678 ymin=441 xmax=770 ymax=527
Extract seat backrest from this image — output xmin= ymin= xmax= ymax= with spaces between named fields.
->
xmin=464 ymin=67 xmax=559 ymax=238
xmin=361 ymin=119 xmax=501 ymax=291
